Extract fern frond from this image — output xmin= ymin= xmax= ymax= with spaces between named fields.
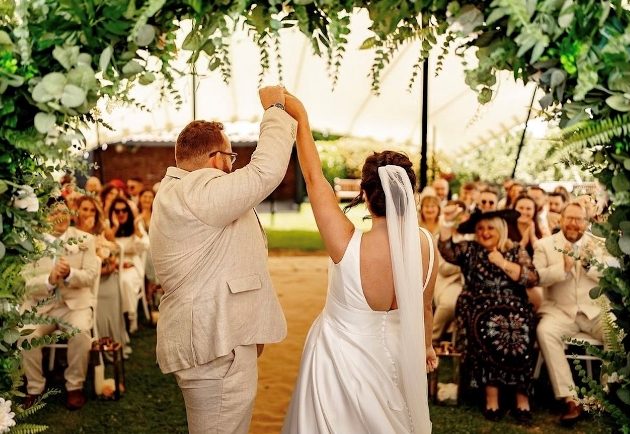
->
xmin=560 ymin=114 xmax=630 ymax=149
xmin=8 ymin=423 xmax=49 ymax=434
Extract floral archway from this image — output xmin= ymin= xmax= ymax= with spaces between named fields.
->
xmin=1 ymin=1 xmax=628 ymax=431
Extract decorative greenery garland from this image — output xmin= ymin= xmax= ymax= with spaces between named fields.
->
xmin=1 ymin=0 xmax=628 ymax=431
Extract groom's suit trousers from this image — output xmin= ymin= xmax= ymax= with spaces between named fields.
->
xmin=173 ymin=344 xmax=258 ymax=434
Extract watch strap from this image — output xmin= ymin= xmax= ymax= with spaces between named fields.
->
xmin=266 ymin=103 xmax=285 ymax=111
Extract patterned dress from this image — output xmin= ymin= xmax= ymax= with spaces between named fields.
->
xmin=438 ymin=238 xmax=539 ymax=396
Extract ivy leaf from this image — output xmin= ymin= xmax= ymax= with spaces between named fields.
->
xmin=616 ymin=385 xmax=630 ymax=405
xmin=34 ymin=112 xmax=56 ymax=134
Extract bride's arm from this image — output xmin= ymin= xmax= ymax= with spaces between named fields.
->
xmin=284 ymin=92 xmax=354 ymax=263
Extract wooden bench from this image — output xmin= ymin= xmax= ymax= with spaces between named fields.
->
xmin=333 ymin=178 xmax=361 ymax=202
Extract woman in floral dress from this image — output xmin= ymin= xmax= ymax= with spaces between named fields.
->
xmin=438 ymin=207 xmax=539 ymax=424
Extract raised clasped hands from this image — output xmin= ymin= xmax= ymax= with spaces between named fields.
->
xmin=259 ymin=85 xmax=286 ymax=110
xmin=442 ymin=204 xmax=462 ymax=223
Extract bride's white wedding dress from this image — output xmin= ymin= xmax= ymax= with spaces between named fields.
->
xmin=281 ymin=228 xmax=434 ymax=434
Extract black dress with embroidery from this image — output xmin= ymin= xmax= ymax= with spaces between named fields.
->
xmin=438 ymin=238 xmax=539 ymax=396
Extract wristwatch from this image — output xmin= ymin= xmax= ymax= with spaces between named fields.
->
xmin=266 ymin=103 xmax=285 ymax=111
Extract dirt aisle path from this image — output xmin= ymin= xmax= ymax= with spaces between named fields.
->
xmin=250 ymin=254 xmax=329 ymax=434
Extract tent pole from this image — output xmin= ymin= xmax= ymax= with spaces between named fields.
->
xmin=420 ymin=58 xmax=429 ymax=190
xmin=192 ymin=73 xmax=197 ymax=120
xmin=511 ymin=87 xmax=538 ymax=178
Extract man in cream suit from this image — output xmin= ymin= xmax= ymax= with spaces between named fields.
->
xmin=533 ymin=202 xmax=607 ymax=426
xmin=21 ymin=197 xmax=99 ymax=410
xmin=150 ymin=86 xmax=297 ymax=434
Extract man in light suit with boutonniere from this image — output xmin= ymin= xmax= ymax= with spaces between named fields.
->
xmin=21 ymin=196 xmax=99 ymax=411
xmin=533 ymin=201 xmax=611 ymax=426
xmin=150 ymin=86 xmax=298 ymax=434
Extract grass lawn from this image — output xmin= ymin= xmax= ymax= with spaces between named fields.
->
xmin=260 ymin=201 xmax=372 ymax=251
xmin=27 ymin=323 xmax=611 ymax=433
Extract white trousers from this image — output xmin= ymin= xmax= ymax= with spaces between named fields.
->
xmin=22 ymin=303 xmax=92 ymax=394
xmin=174 ymin=344 xmax=258 ymax=434
xmin=537 ymin=312 xmax=604 ymax=399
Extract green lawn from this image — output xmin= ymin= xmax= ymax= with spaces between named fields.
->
xmin=260 ymin=201 xmax=372 ymax=251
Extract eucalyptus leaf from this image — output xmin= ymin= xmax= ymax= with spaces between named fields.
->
xmin=77 ymin=53 xmax=92 ymax=66
xmin=606 ymin=95 xmax=630 ymax=112
xmin=41 ymin=72 xmax=66 ymax=96
xmin=34 ymin=112 xmax=57 ymax=134
xmin=134 ymin=24 xmax=156 ymax=46
xmin=3 ymin=328 xmax=19 ymax=344
xmin=60 ymin=84 xmax=86 ymax=108
xmin=558 ymin=11 xmax=574 ymax=28
xmin=0 ymin=179 xmax=7 ymax=194
xmin=0 ymin=30 xmax=12 ymax=45
xmin=138 ymin=72 xmax=156 ymax=85
xmin=122 ymin=60 xmax=145 ymax=76
xmin=99 ymin=46 xmax=113 ymax=72
xmin=612 ymin=172 xmax=630 ymax=193
xmin=0 ymin=241 xmax=4 ymax=261
xmin=619 ymin=234 xmax=630 ymax=255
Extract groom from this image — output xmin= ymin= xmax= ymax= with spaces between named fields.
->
xmin=150 ymin=86 xmax=297 ymax=434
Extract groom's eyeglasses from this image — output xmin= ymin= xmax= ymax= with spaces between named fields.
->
xmin=209 ymin=151 xmax=238 ymax=164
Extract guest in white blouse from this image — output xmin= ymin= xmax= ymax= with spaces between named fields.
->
xmin=108 ymin=197 xmax=149 ymax=333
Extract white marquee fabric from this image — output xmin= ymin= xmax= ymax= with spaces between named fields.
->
xmin=87 ymin=12 xmax=543 ymax=160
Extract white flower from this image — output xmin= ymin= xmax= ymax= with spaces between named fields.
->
xmin=608 ymin=372 xmax=620 ymax=383
xmin=11 ymin=185 xmax=39 ymax=212
xmin=0 ymin=398 xmax=16 ymax=433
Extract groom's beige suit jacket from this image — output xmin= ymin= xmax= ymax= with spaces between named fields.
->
xmin=150 ymin=108 xmax=297 ymax=374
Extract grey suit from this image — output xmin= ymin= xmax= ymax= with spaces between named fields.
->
xmin=150 ymin=108 xmax=297 ymax=433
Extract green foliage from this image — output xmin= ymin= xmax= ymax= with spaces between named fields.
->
xmin=1 ymin=0 xmax=629 ymax=432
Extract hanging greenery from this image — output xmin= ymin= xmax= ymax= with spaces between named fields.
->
xmin=1 ymin=0 xmax=629 ymax=432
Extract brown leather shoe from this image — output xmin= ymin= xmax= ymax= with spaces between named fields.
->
xmin=560 ymin=401 xmax=583 ymax=426
xmin=23 ymin=393 xmax=42 ymax=409
xmin=66 ymin=389 xmax=85 ymax=410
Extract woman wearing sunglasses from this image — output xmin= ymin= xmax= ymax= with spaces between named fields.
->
xmin=108 ymin=197 xmax=149 ymax=333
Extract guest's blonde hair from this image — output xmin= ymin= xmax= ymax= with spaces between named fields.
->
xmin=476 ymin=216 xmax=514 ymax=252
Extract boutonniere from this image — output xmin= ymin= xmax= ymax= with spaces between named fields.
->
xmin=79 ymin=245 xmax=88 ymax=252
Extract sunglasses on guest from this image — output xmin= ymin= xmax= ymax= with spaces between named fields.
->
xmin=481 ymin=200 xmax=495 ymax=205
xmin=113 ymin=208 xmax=129 ymax=214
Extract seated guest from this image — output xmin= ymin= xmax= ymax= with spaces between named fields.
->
xmin=20 ymin=197 xmax=99 ymax=410
xmin=74 ymin=195 xmax=130 ymax=356
xmin=418 ymin=191 xmax=441 ymax=236
xmin=477 ymin=187 xmax=499 ymax=212
xmin=459 ymin=181 xmax=479 ymax=212
xmin=432 ymin=200 xmax=468 ymax=343
xmin=533 ymin=202 xmax=610 ymax=426
xmin=108 ymin=197 xmax=149 ymax=333
xmin=438 ymin=206 xmax=539 ymax=423
xmin=527 ymin=185 xmax=551 ymax=237
xmin=547 ymin=191 xmax=566 ymax=233
xmin=84 ymin=176 xmax=103 ymax=197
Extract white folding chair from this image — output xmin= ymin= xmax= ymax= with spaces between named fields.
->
xmin=534 ymin=331 xmax=603 ymax=380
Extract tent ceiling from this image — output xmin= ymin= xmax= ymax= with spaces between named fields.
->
xmin=89 ymin=12 xmax=543 ymax=160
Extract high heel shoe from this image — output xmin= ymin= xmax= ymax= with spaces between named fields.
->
xmin=513 ymin=408 xmax=533 ymax=424
xmin=483 ymin=408 xmax=503 ymax=422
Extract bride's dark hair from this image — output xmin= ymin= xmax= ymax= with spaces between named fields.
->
xmin=343 ymin=151 xmax=416 ymax=217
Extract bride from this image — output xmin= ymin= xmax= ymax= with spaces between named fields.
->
xmin=281 ymin=91 xmax=439 ymax=433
